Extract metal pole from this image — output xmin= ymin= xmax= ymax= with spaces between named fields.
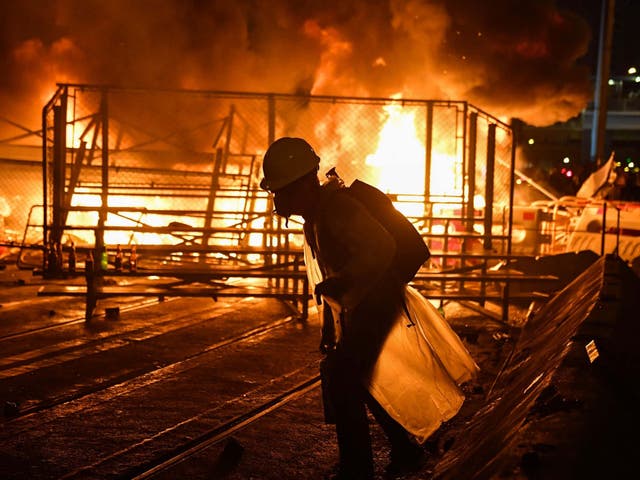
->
xmin=483 ymin=124 xmax=496 ymax=251
xmin=466 ymin=112 xmax=478 ymax=253
xmin=600 ymin=201 xmax=607 ymax=255
xmin=42 ymin=96 xmax=50 ymax=254
xmin=265 ymin=94 xmax=276 ymax=253
xmin=507 ymin=120 xmax=518 ymax=257
xmin=590 ymin=0 xmax=616 ymax=165
xmin=52 ymin=87 xmax=68 ymax=247
xmin=97 ymin=88 xmax=109 ymax=256
xmin=424 ymin=102 xmax=433 ymax=214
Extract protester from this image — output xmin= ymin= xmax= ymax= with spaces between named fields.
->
xmin=260 ymin=137 xmax=478 ymax=479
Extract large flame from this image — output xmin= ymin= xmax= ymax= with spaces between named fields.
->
xmin=364 ymin=98 xmax=463 ymax=218
xmin=365 ymin=99 xmax=424 ymax=196
xmin=65 ymin=187 xmax=270 ymax=252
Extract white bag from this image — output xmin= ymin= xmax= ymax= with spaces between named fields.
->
xmin=305 ymin=240 xmax=479 ymax=443
xmin=368 ymin=285 xmax=479 ymax=443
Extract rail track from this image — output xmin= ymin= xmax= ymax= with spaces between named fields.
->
xmin=1 ymin=299 xmax=301 ymax=419
xmin=129 ymin=374 xmax=321 ymax=480
xmin=0 ymin=290 xmax=324 ymax=480
xmin=0 ymin=297 xmax=168 ymax=342
xmin=64 ymin=370 xmax=321 ymax=479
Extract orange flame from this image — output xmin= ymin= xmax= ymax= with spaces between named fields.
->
xmin=365 ymin=97 xmax=465 ymax=218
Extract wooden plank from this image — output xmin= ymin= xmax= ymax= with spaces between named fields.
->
xmin=97 ymin=269 xmax=307 ymax=278
xmin=413 ymin=291 xmax=549 ymax=301
xmin=35 ymin=268 xmax=307 ymax=280
xmin=38 ymin=285 xmax=88 ymax=296
xmin=38 ymin=284 xmax=310 ymax=299
xmin=413 ymin=273 xmax=558 ymax=282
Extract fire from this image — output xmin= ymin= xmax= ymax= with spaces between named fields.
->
xmin=67 ymin=193 xmax=177 ymax=246
xmin=52 ymin=88 xmax=485 ymax=260
xmin=66 ymin=189 xmax=270 ymax=257
xmin=430 ymin=151 xmax=462 ymax=198
xmin=364 ymin=98 xmax=463 ymax=218
xmin=365 ymin=100 xmax=424 ymax=196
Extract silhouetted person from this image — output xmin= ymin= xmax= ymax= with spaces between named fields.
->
xmin=260 ymin=137 xmax=477 ymax=479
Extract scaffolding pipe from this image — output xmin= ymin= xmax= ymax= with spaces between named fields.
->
xmin=424 ymin=102 xmax=433 ymax=213
xmin=466 ymin=111 xmax=478 ymax=251
xmin=483 ymin=124 xmax=496 ymax=251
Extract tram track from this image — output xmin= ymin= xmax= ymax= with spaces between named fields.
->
xmin=62 ymin=369 xmax=322 ymax=480
xmin=0 ymin=298 xmax=229 ymax=377
xmin=0 ymin=298 xmax=322 ymax=480
xmin=131 ymin=374 xmax=321 ymax=480
xmin=0 ymin=297 xmax=172 ymax=342
xmin=1 ymin=309 xmax=300 ymax=423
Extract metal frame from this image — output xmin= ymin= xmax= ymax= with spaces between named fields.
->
xmin=39 ymin=84 xmax=520 ymax=320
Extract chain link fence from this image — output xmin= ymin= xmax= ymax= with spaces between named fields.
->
xmin=0 ymin=116 xmax=44 ymax=263
xmin=29 ymin=84 xmax=515 ymax=272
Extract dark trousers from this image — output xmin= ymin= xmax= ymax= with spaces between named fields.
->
xmin=320 ymin=348 xmax=419 ymax=479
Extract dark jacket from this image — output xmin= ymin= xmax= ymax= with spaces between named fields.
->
xmin=306 ymin=181 xmax=405 ymax=380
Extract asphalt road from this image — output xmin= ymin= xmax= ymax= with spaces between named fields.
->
xmin=1 ymin=257 xmax=638 ymax=479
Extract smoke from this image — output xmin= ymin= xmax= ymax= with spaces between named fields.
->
xmin=0 ymin=0 xmax=593 ymax=133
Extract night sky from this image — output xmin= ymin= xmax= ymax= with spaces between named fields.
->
xmin=558 ymin=0 xmax=638 ymax=76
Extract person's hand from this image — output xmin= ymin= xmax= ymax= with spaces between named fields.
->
xmin=314 ymin=276 xmax=347 ymax=300
xmin=320 ymin=306 xmax=336 ymax=354
xmin=319 ymin=338 xmax=336 ymax=354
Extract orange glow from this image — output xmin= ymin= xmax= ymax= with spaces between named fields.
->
xmin=364 ymin=97 xmax=464 ymax=218
xmin=65 ymin=189 xmax=274 ymax=255
xmin=430 ymin=151 xmax=461 ymax=197
xmin=365 ymin=100 xmax=424 ymax=194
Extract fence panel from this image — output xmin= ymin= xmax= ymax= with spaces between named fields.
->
xmin=2 ymin=85 xmax=516 ymax=273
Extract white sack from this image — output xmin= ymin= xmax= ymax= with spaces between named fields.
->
xmin=305 ymin=240 xmax=479 ymax=443
xmin=368 ymin=285 xmax=479 ymax=444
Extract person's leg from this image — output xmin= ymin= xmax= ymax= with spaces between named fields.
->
xmin=322 ymin=350 xmax=375 ymax=479
xmin=365 ymin=391 xmax=426 ymax=476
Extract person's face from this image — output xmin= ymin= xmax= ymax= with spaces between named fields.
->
xmin=273 ymin=180 xmax=306 ymax=218
xmin=271 ymin=174 xmax=317 ymax=218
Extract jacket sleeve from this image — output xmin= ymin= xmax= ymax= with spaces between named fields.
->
xmin=314 ymin=191 xmax=396 ymax=310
